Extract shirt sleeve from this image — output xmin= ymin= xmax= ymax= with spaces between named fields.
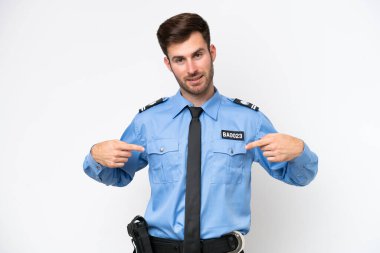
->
xmin=83 ymin=116 xmax=148 ymax=187
xmin=252 ymin=112 xmax=318 ymax=186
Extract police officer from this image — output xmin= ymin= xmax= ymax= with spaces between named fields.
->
xmin=83 ymin=13 xmax=318 ymax=253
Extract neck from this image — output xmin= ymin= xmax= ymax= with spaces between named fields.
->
xmin=181 ymin=85 xmax=215 ymax=107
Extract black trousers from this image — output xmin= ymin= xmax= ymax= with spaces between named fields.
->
xmin=149 ymin=235 xmax=244 ymax=253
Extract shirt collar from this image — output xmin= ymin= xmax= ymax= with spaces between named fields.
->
xmin=169 ymin=88 xmax=221 ymax=120
xmin=169 ymin=90 xmax=192 ymax=118
xmin=200 ymin=88 xmax=221 ymax=120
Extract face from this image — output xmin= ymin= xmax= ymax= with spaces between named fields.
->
xmin=164 ymin=32 xmax=216 ymax=99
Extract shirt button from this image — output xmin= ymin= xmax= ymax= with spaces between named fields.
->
xmin=230 ymin=149 xmax=234 ymax=155
xmin=160 ymin=147 xmax=164 ymax=152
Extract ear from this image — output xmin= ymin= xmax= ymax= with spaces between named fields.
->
xmin=164 ymin=57 xmax=172 ymax=72
xmin=210 ymin=44 xmax=216 ymax=62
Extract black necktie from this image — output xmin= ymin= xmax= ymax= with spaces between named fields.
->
xmin=183 ymin=107 xmax=203 ymax=253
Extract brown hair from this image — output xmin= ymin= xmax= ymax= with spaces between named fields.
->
xmin=156 ymin=13 xmax=211 ymax=56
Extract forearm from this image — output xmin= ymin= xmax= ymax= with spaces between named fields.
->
xmin=281 ymin=143 xmax=318 ymax=186
xmin=83 ymin=152 xmax=133 ymax=187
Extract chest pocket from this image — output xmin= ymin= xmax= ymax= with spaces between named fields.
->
xmin=147 ymin=139 xmax=181 ymax=184
xmin=210 ymin=140 xmax=246 ymax=184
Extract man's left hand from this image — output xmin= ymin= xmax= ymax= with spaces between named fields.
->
xmin=245 ymin=133 xmax=304 ymax=162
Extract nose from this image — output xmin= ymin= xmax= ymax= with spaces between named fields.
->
xmin=186 ymin=59 xmax=198 ymax=75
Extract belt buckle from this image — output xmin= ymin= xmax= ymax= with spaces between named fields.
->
xmin=226 ymin=231 xmax=245 ymax=253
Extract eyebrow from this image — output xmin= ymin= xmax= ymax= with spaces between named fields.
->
xmin=171 ymin=48 xmax=206 ymax=62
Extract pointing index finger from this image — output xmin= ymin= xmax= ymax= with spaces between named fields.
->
xmin=120 ymin=142 xmax=145 ymax=152
xmin=245 ymin=138 xmax=271 ymax=150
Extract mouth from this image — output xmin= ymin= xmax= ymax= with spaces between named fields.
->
xmin=186 ymin=75 xmax=204 ymax=84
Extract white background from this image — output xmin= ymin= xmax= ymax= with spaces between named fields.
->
xmin=1 ymin=0 xmax=380 ymax=252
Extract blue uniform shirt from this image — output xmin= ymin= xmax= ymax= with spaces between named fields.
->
xmin=83 ymin=89 xmax=318 ymax=240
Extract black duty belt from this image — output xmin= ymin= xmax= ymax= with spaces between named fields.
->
xmin=149 ymin=233 xmax=244 ymax=253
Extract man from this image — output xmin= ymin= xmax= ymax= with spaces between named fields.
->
xmin=83 ymin=13 xmax=318 ymax=253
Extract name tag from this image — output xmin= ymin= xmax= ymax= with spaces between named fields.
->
xmin=221 ymin=130 xmax=244 ymax=141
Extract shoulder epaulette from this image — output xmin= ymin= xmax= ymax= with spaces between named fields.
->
xmin=139 ymin=97 xmax=168 ymax=113
xmin=233 ymin=98 xmax=259 ymax=111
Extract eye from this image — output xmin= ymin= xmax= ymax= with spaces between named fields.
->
xmin=174 ymin=58 xmax=184 ymax=64
xmin=194 ymin=52 xmax=203 ymax=59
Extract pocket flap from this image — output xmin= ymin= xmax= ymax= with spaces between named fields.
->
xmin=147 ymin=139 xmax=179 ymax=154
xmin=212 ymin=140 xmax=247 ymax=156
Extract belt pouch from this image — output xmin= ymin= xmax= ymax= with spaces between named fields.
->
xmin=127 ymin=215 xmax=153 ymax=253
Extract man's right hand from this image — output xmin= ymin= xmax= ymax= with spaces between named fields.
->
xmin=90 ymin=140 xmax=145 ymax=168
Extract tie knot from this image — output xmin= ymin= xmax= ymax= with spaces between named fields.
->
xmin=188 ymin=107 xmax=203 ymax=119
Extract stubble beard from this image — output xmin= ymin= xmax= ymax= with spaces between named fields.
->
xmin=174 ymin=62 xmax=214 ymax=97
